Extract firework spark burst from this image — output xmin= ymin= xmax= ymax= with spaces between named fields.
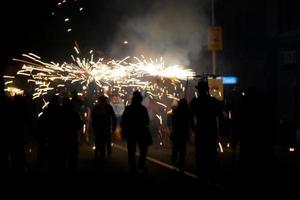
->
xmin=4 ymin=52 xmax=195 ymax=128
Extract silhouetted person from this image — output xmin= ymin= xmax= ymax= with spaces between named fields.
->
xmin=0 ymin=79 xmax=11 ymax=172
xmin=170 ymin=98 xmax=190 ymax=172
xmin=71 ymin=90 xmax=84 ymax=115
xmin=121 ymin=91 xmax=152 ymax=174
xmin=45 ymin=95 xmax=64 ymax=171
xmin=9 ymin=95 xmax=27 ymax=172
xmin=167 ymin=101 xmax=177 ymax=139
xmin=239 ymin=87 xmax=275 ymax=177
xmin=228 ymin=86 xmax=243 ymax=168
xmin=0 ymin=115 xmax=9 ymax=172
xmin=61 ymin=98 xmax=83 ymax=171
xmin=190 ymin=80 xmax=224 ymax=183
xmin=91 ymin=96 xmax=117 ymax=165
xmin=36 ymin=106 xmax=49 ymax=171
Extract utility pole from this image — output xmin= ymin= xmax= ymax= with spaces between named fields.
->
xmin=212 ymin=0 xmax=216 ymax=75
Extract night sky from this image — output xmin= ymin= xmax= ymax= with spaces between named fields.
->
xmin=1 ymin=0 xmax=159 ymax=61
xmin=1 ymin=0 xmax=300 ymax=95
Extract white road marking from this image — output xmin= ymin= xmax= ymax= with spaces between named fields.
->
xmin=113 ymin=143 xmax=198 ymax=179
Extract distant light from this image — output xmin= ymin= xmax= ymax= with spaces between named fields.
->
xmin=29 ymin=148 xmax=32 ymax=153
xmin=124 ymin=41 xmax=128 ymax=44
xmin=58 ymin=2 xmax=61 ymax=6
xmin=67 ymin=28 xmax=72 ymax=32
xmin=89 ymin=50 xmax=93 ymax=54
xmin=92 ymin=146 xmax=96 ymax=150
xmin=289 ymin=148 xmax=295 ymax=152
xmin=52 ymin=12 xmax=55 ymax=16
xmin=82 ymin=86 xmax=87 ymax=90
xmin=242 ymin=92 xmax=245 ymax=96
xmin=111 ymin=143 xmax=114 ymax=147
xmin=228 ymin=110 xmax=232 ymax=119
xmin=79 ymin=7 xmax=83 ymax=11
xmin=222 ymin=76 xmax=239 ymax=85
xmin=63 ymin=0 xmax=66 ymax=3
xmin=83 ymin=124 xmax=86 ymax=134
xmin=227 ymin=143 xmax=230 ymax=148
xmin=159 ymin=142 xmax=163 ymax=146
xmin=5 ymin=87 xmax=24 ymax=96
xmin=65 ymin=18 xmax=69 ymax=22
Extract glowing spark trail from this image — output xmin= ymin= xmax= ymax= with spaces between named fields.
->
xmin=4 ymin=52 xmax=196 ymax=134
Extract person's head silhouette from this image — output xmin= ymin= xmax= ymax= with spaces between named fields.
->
xmin=196 ymin=80 xmax=209 ymax=96
xmin=98 ymin=95 xmax=108 ymax=104
xmin=132 ymin=91 xmax=143 ymax=104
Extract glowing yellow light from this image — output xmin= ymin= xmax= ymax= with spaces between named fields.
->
xmin=92 ymin=146 xmax=96 ymax=150
xmin=159 ymin=142 xmax=163 ymax=146
xmin=156 ymin=102 xmax=167 ymax=108
xmin=5 ymin=81 xmax=13 ymax=85
xmin=74 ymin=46 xmax=80 ymax=54
xmin=156 ymin=114 xmax=163 ymax=125
xmin=28 ymin=53 xmax=41 ymax=59
xmin=218 ymin=142 xmax=224 ymax=153
xmin=83 ymin=124 xmax=86 ymax=134
xmin=5 ymin=87 xmax=24 ymax=96
xmin=3 ymin=75 xmax=15 ymax=79
xmin=38 ymin=112 xmax=43 ymax=118
xmin=124 ymin=41 xmax=128 ymax=44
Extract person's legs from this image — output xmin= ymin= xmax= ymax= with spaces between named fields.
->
xmin=171 ymin=142 xmax=179 ymax=164
xmin=127 ymin=140 xmax=137 ymax=173
xmin=195 ymin=141 xmax=208 ymax=182
xmin=106 ymin=134 xmax=112 ymax=156
xmin=94 ymin=136 xmax=100 ymax=163
xmin=138 ymin=143 xmax=148 ymax=171
xmin=178 ymin=143 xmax=187 ymax=171
xmin=99 ymin=141 xmax=106 ymax=164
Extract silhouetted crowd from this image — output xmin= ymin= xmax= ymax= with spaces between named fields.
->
xmin=0 ymin=78 xmax=277 ymax=186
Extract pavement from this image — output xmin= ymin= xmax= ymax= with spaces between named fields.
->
xmin=3 ymin=136 xmax=300 ymax=197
